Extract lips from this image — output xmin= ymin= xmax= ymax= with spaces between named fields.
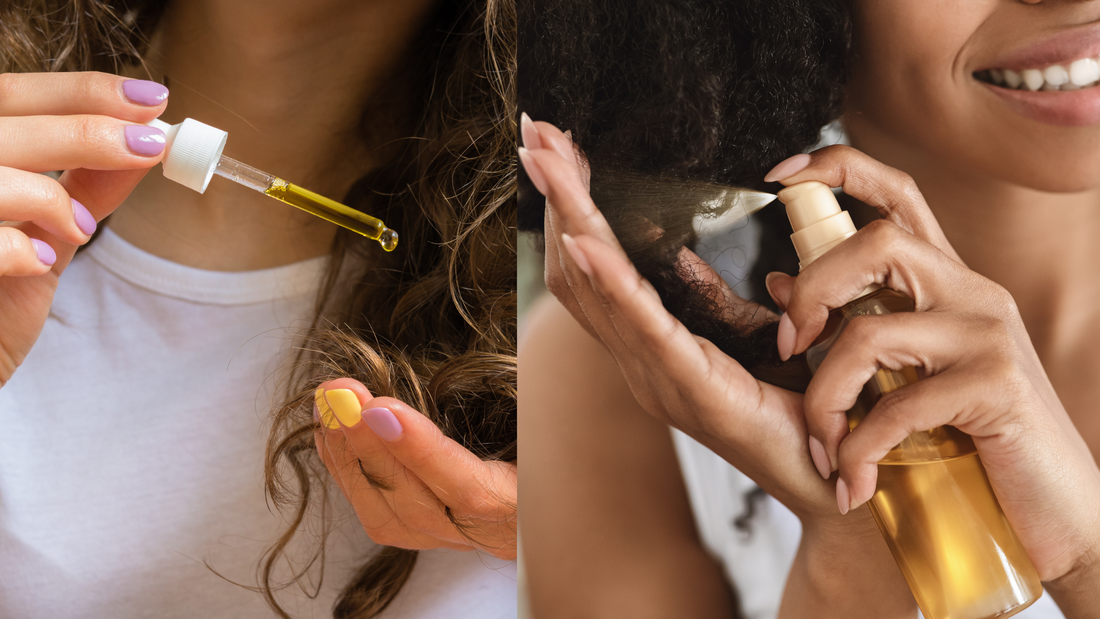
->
xmin=978 ymin=20 xmax=1100 ymax=73
xmin=974 ymin=20 xmax=1100 ymax=126
xmin=980 ymin=83 xmax=1100 ymax=127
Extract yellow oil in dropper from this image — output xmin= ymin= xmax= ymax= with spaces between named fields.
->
xmin=214 ymin=156 xmax=398 ymax=251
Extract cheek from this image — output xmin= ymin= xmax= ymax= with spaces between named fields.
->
xmin=854 ymin=84 xmax=1100 ymax=193
xmin=846 ymin=2 xmax=1100 ymax=192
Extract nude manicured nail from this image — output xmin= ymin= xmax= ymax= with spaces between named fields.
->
xmin=561 ymin=233 xmax=592 ymax=276
xmin=363 ymin=407 xmax=403 ymax=441
xmin=764 ymin=153 xmax=811 ymax=183
xmin=121 ymin=79 xmax=169 ymax=106
xmin=324 ymin=388 xmax=363 ymax=428
xmin=124 ymin=125 xmax=166 ymax=157
xmin=836 ymin=477 xmax=851 ymax=515
xmin=518 ymin=147 xmax=549 ymax=194
xmin=72 ymin=198 xmax=96 ymax=236
xmin=808 ymin=435 xmax=832 ymax=480
xmin=31 ymin=239 xmax=56 ymax=266
xmin=777 ymin=313 xmax=796 ymax=361
xmin=520 ymin=112 xmax=543 ymax=150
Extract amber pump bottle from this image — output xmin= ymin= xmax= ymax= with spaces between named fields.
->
xmin=777 ymin=182 xmax=1042 ymax=619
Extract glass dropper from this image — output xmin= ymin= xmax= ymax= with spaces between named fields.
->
xmin=213 ymin=156 xmax=398 ymax=251
xmin=147 ymin=117 xmax=398 ymax=252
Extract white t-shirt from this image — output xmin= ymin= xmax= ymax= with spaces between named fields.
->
xmin=674 ymin=216 xmax=1064 ymax=619
xmin=0 ymin=228 xmax=516 ymax=618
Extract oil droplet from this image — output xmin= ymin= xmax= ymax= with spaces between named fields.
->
xmin=379 ymin=228 xmax=398 ymax=252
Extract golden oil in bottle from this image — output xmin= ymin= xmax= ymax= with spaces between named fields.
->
xmin=778 ymin=181 xmax=1042 ymax=619
xmin=807 ymin=287 xmax=1042 ymax=619
xmin=875 ymin=454 xmax=1040 ymax=619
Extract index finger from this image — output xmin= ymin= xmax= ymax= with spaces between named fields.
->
xmin=362 ymin=396 xmax=517 ymax=522
xmin=773 ymin=145 xmax=962 ymax=264
xmin=519 ymin=123 xmax=622 ymax=252
xmin=0 ymin=72 xmax=168 ymax=120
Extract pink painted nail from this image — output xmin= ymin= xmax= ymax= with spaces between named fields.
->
xmin=808 ymin=435 xmax=832 ymax=480
xmin=836 ymin=477 xmax=851 ymax=515
xmin=518 ymin=147 xmax=549 ymax=195
xmin=72 ymin=198 xmax=96 ymax=236
xmin=124 ymin=125 xmax=166 ymax=157
xmin=363 ymin=407 xmax=403 ymax=441
xmin=561 ymin=233 xmax=592 ymax=276
xmin=31 ymin=239 xmax=56 ymax=266
xmin=520 ymin=112 xmax=543 ymax=150
xmin=764 ymin=153 xmax=811 ymax=183
xmin=121 ymin=79 xmax=169 ymax=106
xmin=777 ymin=313 xmax=797 ymax=361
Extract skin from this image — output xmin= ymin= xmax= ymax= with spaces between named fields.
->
xmin=112 ymin=0 xmax=436 ymax=270
xmin=0 ymin=0 xmax=515 ymax=564
xmin=521 ymin=297 xmax=739 ymax=618
xmin=315 ymin=378 xmax=517 ymax=559
xmin=523 ymin=0 xmax=1100 ymax=614
xmin=844 ymin=0 xmax=1100 ymax=466
xmin=520 ymin=123 xmax=917 ymax=618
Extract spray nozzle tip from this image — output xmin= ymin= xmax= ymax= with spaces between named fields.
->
xmin=741 ymin=191 xmax=778 ymax=215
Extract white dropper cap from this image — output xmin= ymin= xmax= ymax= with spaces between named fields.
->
xmin=147 ymin=118 xmax=228 ymax=193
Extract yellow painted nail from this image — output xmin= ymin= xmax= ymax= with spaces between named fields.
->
xmin=315 ymin=387 xmax=340 ymax=430
xmin=325 ymin=388 xmax=362 ymax=428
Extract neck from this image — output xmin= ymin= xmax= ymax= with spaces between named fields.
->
xmin=844 ymin=116 xmax=1100 ymax=364
xmin=111 ymin=0 xmax=436 ymax=270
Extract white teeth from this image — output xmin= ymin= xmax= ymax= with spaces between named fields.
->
xmin=986 ymin=55 xmax=1100 ymax=91
xmin=1069 ymin=57 xmax=1100 ymax=85
xmin=1043 ymin=65 xmax=1069 ymax=86
xmin=1023 ymin=68 xmax=1045 ymax=91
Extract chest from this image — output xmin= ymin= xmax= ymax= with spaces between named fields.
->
xmin=1048 ymin=346 xmax=1100 ymax=464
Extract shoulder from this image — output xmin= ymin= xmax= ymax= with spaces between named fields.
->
xmin=520 ymin=292 xmax=630 ymax=399
xmin=519 ymin=292 xmax=735 ymax=618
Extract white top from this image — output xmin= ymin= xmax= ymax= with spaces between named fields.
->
xmin=0 ymin=228 xmax=516 ymax=618
xmin=675 ymin=216 xmax=1064 ymax=619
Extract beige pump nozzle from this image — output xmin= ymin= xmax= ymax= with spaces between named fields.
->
xmin=777 ymin=181 xmax=857 ymax=270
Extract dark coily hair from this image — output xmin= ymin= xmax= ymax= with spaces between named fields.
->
xmin=1 ymin=1 xmax=516 ymax=617
xmin=519 ymin=0 xmax=851 ymax=380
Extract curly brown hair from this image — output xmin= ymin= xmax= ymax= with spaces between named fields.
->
xmin=0 ymin=0 xmax=517 ymax=617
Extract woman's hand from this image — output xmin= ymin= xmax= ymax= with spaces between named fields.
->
xmin=313 ymin=378 xmax=518 ymax=560
xmin=519 ymin=116 xmax=917 ymax=617
xmin=521 ymin=113 xmax=1100 ymax=609
xmin=766 ymin=150 xmax=1100 ymax=597
xmin=0 ymin=72 xmax=168 ymax=385
xmin=520 ymin=116 xmax=854 ymax=520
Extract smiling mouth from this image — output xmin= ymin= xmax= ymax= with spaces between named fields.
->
xmin=975 ymin=55 xmax=1100 ymax=91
